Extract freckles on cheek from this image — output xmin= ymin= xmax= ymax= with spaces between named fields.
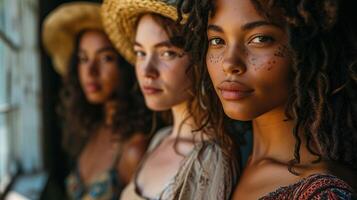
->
xmin=248 ymin=55 xmax=277 ymax=71
xmin=274 ymin=44 xmax=290 ymax=58
xmin=205 ymin=52 xmax=222 ymax=86
xmin=264 ymin=58 xmax=278 ymax=71
xmin=248 ymin=44 xmax=291 ymax=72
xmin=207 ymin=51 xmax=224 ymax=65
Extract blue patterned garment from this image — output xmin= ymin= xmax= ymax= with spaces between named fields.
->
xmin=66 ymin=164 xmax=122 ymax=200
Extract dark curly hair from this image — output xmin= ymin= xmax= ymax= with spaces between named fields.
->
xmin=177 ymin=0 xmax=357 ymax=171
xmin=59 ymin=29 xmax=152 ymax=157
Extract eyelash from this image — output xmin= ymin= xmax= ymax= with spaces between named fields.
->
xmin=208 ymin=38 xmax=225 ymax=48
xmin=134 ymin=50 xmax=184 ymax=60
xmin=78 ymin=54 xmax=116 ymax=64
xmin=100 ymin=54 xmax=116 ymax=63
xmin=248 ymin=35 xmax=275 ymax=45
xmin=78 ymin=55 xmax=88 ymax=64
xmin=160 ymin=50 xmax=183 ymax=59
xmin=134 ymin=50 xmax=146 ymax=58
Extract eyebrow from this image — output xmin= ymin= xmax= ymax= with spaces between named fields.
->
xmin=207 ymin=20 xmax=281 ymax=33
xmin=134 ymin=40 xmax=174 ymax=48
xmin=241 ymin=20 xmax=281 ymax=31
xmin=207 ymin=24 xmax=223 ymax=33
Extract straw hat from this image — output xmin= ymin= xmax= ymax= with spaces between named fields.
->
xmin=101 ymin=0 xmax=180 ymax=65
xmin=42 ymin=2 xmax=102 ymax=76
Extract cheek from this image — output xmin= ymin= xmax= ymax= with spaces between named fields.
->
xmin=207 ymin=50 xmax=224 ymax=65
xmin=247 ymin=46 xmax=291 ymax=73
xmin=247 ymin=52 xmax=292 ymax=98
xmin=101 ymin=65 xmax=120 ymax=90
xmin=78 ymin=66 xmax=87 ymax=85
xmin=206 ymin=51 xmax=225 ymax=85
xmin=248 ymin=55 xmax=278 ymax=72
xmin=163 ymin=59 xmax=191 ymax=88
xmin=134 ymin=64 xmax=143 ymax=83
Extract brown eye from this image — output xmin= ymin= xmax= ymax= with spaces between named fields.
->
xmin=249 ymin=35 xmax=275 ymax=45
xmin=160 ymin=50 xmax=178 ymax=60
xmin=78 ymin=55 xmax=88 ymax=64
xmin=134 ymin=50 xmax=146 ymax=59
xmin=209 ymin=38 xmax=225 ymax=47
xmin=101 ymin=54 xmax=115 ymax=63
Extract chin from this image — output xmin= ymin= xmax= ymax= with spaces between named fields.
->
xmin=85 ymin=95 xmax=107 ymax=105
xmin=145 ymin=102 xmax=169 ymax=111
xmin=144 ymin=98 xmax=174 ymax=111
xmin=225 ymin=110 xmax=253 ymax=121
xmin=221 ymin=103 xmax=256 ymax=121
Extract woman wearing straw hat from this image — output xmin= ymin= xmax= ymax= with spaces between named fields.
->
xmin=102 ymin=0 xmax=240 ymax=199
xmin=42 ymin=2 xmax=152 ymax=199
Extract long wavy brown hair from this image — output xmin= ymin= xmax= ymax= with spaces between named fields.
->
xmin=59 ymin=29 xmax=152 ymax=158
xmin=177 ymin=0 xmax=357 ymax=171
xmin=140 ymin=13 xmax=243 ymax=159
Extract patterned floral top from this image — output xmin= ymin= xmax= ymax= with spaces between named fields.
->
xmin=259 ymin=174 xmax=356 ymax=200
xmin=66 ymin=145 xmax=123 ymax=200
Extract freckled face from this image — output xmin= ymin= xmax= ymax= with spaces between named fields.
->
xmin=206 ymin=0 xmax=293 ymax=121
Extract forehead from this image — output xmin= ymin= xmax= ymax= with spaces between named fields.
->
xmin=135 ymin=14 xmax=169 ymax=46
xmin=209 ymin=0 xmax=264 ymax=26
xmin=79 ymin=30 xmax=112 ymax=48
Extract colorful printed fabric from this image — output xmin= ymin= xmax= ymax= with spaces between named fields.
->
xmin=260 ymin=174 xmax=356 ymax=200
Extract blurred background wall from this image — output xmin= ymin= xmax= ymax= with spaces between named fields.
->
xmin=0 ymin=0 xmax=99 ymax=199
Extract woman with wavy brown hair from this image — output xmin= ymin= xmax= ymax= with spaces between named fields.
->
xmin=101 ymin=0 xmax=241 ymax=199
xmin=43 ymin=2 xmax=152 ymax=199
xmin=178 ymin=0 xmax=357 ymax=199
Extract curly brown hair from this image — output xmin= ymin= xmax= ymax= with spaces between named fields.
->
xmin=177 ymin=0 xmax=357 ymax=171
xmin=59 ymin=29 xmax=152 ymax=158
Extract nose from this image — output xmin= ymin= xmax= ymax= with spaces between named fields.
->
xmin=222 ymin=45 xmax=246 ymax=75
xmin=88 ymin=59 xmax=99 ymax=76
xmin=140 ymin=54 xmax=159 ymax=80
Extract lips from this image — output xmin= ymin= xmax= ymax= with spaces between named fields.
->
xmin=217 ymin=81 xmax=253 ymax=100
xmin=85 ymin=82 xmax=101 ymax=93
xmin=142 ymin=85 xmax=163 ymax=95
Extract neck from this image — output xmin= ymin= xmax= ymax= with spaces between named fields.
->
xmin=250 ymin=105 xmax=313 ymax=164
xmin=169 ymin=101 xmax=196 ymax=140
xmin=103 ymin=100 xmax=118 ymax=126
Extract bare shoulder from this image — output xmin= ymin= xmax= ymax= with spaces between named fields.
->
xmin=125 ymin=133 xmax=149 ymax=148
xmin=121 ymin=132 xmax=149 ymax=163
xmin=117 ymin=132 xmax=150 ymax=184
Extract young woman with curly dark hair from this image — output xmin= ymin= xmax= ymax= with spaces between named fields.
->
xmin=177 ymin=0 xmax=357 ymax=199
xmin=43 ymin=3 xmax=152 ymax=199
xmin=61 ymin=29 xmax=152 ymax=199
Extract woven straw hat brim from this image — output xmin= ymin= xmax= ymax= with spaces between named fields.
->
xmin=42 ymin=2 xmax=102 ymax=76
xmin=102 ymin=0 xmax=178 ymax=65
